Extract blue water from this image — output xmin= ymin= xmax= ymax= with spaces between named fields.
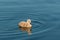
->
xmin=0 ymin=0 xmax=60 ymax=40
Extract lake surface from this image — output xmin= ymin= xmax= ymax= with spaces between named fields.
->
xmin=0 ymin=0 xmax=60 ymax=40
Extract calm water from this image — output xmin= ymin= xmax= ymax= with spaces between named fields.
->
xmin=0 ymin=0 xmax=60 ymax=40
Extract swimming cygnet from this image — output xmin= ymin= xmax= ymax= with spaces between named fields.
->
xmin=18 ymin=19 xmax=32 ymax=35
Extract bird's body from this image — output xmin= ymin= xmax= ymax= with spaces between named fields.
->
xmin=18 ymin=21 xmax=32 ymax=27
